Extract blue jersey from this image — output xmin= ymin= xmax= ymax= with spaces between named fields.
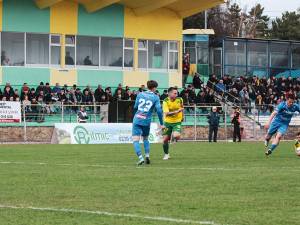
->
xmin=133 ymin=91 xmax=163 ymax=126
xmin=273 ymin=101 xmax=300 ymax=125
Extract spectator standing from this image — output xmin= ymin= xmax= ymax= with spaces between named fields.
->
xmin=207 ymin=106 xmax=220 ymax=142
xmin=231 ymin=107 xmax=241 ymax=142
xmin=77 ymin=106 xmax=88 ymax=123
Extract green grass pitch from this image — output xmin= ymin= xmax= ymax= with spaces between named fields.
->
xmin=0 ymin=142 xmax=299 ymax=225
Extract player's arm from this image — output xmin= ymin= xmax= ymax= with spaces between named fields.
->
xmin=133 ymin=94 xmax=140 ymax=115
xmin=155 ymin=98 xmax=164 ymax=126
xmin=265 ymin=103 xmax=282 ymax=129
xmin=163 ymin=101 xmax=183 ymax=116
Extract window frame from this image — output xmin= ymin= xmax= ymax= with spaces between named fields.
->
xmin=65 ymin=35 xmax=76 ymax=68
xmin=138 ymin=39 xmax=148 ymax=70
xmin=168 ymin=41 xmax=179 ymax=71
xmin=25 ymin=32 xmax=50 ymax=67
xmin=123 ymin=38 xmax=134 ymax=70
xmin=50 ymin=34 xmax=61 ymax=67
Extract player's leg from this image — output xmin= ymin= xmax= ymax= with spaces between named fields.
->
xmin=142 ymin=126 xmax=151 ymax=164
xmin=132 ymin=124 xmax=144 ymax=165
xmin=162 ymin=123 xmax=172 ymax=160
xmin=172 ymin=123 xmax=182 ymax=142
xmin=264 ymin=122 xmax=279 ymax=150
xmin=266 ymin=124 xmax=287 ymax=156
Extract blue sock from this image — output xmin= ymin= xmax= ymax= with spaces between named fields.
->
xmin=143 ymin=139 xmax=150 ymax=157
xmin=269 ymin=144 xmax=278 ymax=152
xmin=133 ymin=141 xmax=143 ymax=161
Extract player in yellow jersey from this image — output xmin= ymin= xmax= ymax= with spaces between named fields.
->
xmin=295 ymin=132 xmax=300 ymax=157
xmin=162 ymin=87 xmax=184 ymax=160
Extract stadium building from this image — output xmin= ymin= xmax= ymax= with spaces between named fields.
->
xmin=0 ymin=0 xmax=223 ymax=89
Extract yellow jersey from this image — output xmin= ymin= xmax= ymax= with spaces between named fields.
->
xmin=163 ymin=97 xmax=184 ymax=123
xmin=295 ymin=140 xmax=300 ymax=149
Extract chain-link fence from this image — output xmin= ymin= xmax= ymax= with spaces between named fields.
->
xmin=1 ymin=100 xmax=299 ymax=143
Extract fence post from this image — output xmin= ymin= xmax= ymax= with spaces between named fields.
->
xmin=61 ymin=102 xmax=64 ymax=123
xmin=194 ymin=105 xmax=197 ymax=141
xmin=22 ymin=104 xmax=27 ymax=142
xmin=117 ymin=100 xmax=119 ymax=123
xmin=224 ymin=103 xmax=227 ymax=142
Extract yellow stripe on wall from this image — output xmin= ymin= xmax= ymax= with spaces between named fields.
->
xmin=123 ymin=71 xmax=149 ymax=87
xmin=124 ymin=7 xmax=182 ymax=41
xmin=169 ymin=72 xmax=182 ymax=88
xmin=50 ymin=1 xmax=78 ymax=34
xmin=50 ymin=69 xmax=77 ymax=86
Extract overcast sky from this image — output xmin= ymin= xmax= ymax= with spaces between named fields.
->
xmin=232 ymin=0 xmax=300 ymax=18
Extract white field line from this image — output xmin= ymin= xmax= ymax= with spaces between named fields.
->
xmin=0 ymin=204 xmax=219 ymax=225
xmin=0 ymin=161 xmax=300 ymax=172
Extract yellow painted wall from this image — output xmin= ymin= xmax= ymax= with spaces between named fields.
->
xmin=50 ymin=1 xmax=78 ymax=34
xmin=50 ymin=69 xmax=77 ymax=86
xmin=123 ymin=71 xmax=149 ymax=87
xmin=189 ymin=64 xmax=197 ymax=75
xmin=124 ymin=7 xmax=182 ymax=41
xmin=169 ymin=72 xmax=182 ymax=87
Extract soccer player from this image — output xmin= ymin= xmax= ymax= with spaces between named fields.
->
xmin=264 ymin=94 xmax=300 ymax=156
xmin=132 ymin=80 xmax=164 ymax=165
xmin=294 ymin=132 xmax=300 ymax=156
xmin=162 ymin=87 xmax=184 ymax=160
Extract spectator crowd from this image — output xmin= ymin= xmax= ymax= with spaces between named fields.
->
xmin=1 ymin=73 xmax=300 ymax=121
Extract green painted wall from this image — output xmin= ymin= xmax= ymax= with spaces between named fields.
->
xmin=78 ymin=4 xmax=124 ymax=37
xmin=2 ymin=0 xmax=50 ymax=33
xmin=2 ymin=67 xmax=50 ymax=85
xmin=149 ymin=72 xmax=169 ymax=88
xmin=77 ymin=70 xmax=123 ymax=87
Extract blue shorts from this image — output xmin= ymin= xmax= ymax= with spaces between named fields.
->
xmin=268 ymin=122 xmax=289 ymax=136
xmin=132 ymin=123 xmax=151 ymax=137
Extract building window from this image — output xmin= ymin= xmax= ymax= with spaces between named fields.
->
xmin=247 ymin=41 xmax=268 ymax=67
xmin=184 ymin=42 xmax=196 ymax=64
xmin=50 ymin=34 xmax=61 ymax=65
xmin=270 ymin=42 xmax=289 ymax=68
xmin=124 ymin=39 xmax=134 ymax=68
xmin=291 ymin=43 xmax=300 ymax=69
xmin=138 ymin=40 xmax=148 ymax=69
xmin=101 ymin=37 xmax=123 ymax=67
xmin=76 ymin=36 xmax=99 ymax=67
xmin=224 ymin=40 xmax=246 ymax=66
xmin=169 ymin=41 xmax=178 ymax=70
xmin=1 ymin=32 xmax=25 ymax=66
xmin=65 ymin=35 xmax=75 ymax=66
xmin=148 ymin=40 xmax=168 ymax=69
xmin=196 ymin=42 xmax=208 ymax=64
xmin=26 ymin=33 xmax=49 ymax=66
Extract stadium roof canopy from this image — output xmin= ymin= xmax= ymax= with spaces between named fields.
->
xmin=33 ymin=0 xmax=224 ymax=18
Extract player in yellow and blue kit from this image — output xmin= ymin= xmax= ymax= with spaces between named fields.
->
xmin=132 ymin=80 xmax=164 ymax=165
xmin=264 ymin=94 xmax=300 ymax=156
xmin=162 ymin=87 xmax=184 ymax=160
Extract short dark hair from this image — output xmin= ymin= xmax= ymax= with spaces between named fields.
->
xmin=297 ymin=132 xmax=300 ymax=136
xmin=147 ymin=80 xmax=158 ymax=90
xmin=287 ymin=93 xmax=295 ymax=100
xmin=168 ymin=87 xmax=176 ymax=93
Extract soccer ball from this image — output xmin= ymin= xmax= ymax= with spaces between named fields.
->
xmin=296 ymin=147 xmax=300 ymax=157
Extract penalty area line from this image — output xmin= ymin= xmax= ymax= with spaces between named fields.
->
xmin=0 ymin=204 xmax=219 ymax=225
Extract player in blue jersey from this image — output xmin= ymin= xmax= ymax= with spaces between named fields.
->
xmin=264 ymin=94 xmax=300 ymax=156
xmin=132 ymin=80 xmax=164 ymax=165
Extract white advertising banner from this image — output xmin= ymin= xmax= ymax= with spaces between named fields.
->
xmin=53 ymin=123 xmax=162 ymax=144
xmin=0 ymin=101 xmax=21 ymax=123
